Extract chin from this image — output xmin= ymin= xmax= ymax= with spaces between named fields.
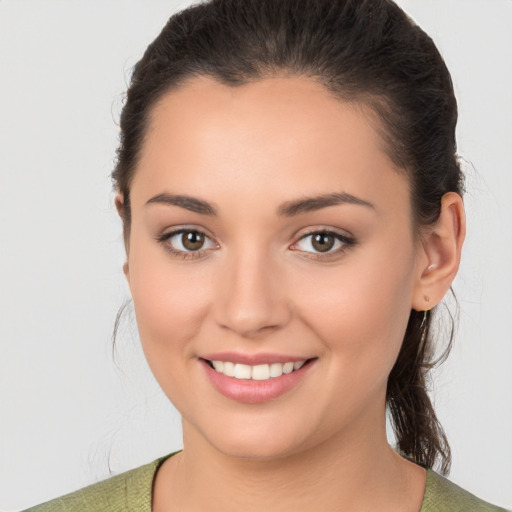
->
xmin=215 ymin=439 xmax=303 ymax=461
xmin=194 ymin=414 xmax=316 ymax=462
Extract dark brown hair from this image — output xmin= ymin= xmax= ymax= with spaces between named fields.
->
xmin=112 ymin=0 xmax=463 ymax=474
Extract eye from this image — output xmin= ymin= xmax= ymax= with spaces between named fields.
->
xmin=291 ymin=230 xmax=355 ymax=257
xmin=157 ymin=228 xmax=217 ymax=258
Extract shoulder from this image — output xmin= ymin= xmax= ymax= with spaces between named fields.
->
xmin=422 ymin=469 xmax=510 ymax=512
xmin=20 ymin=453 xmax=175 ymax=512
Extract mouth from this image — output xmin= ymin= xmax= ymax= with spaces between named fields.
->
xmin=201 ymin=358 xmax=314 ymax=381
xmin=199 ymin=352 xmax=317 ymax=403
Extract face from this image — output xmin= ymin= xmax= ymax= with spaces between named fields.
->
xmin=124 ymin=75 xmax=426 ymax=459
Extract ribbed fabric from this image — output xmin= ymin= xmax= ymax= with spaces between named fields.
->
xmin=420 ymin=469 xmax=510 ymax=511
xmin=22 ymin=452 xmax=509 ymax=511
xmin=21 ymin=452 xmax=175 ymax=512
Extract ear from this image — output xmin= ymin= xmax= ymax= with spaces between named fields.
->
xmin=114 ymin=193 xmax=125 ymax=218
xmin=412 ymin=192 xmax=466 ymax=311
xmin=122 ymin=260 xmax=130 ymax=283
xmin=114 ymin=193 xmax=131 ymax=284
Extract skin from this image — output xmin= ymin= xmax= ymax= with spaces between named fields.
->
xmin=117 ymin=75 xmax=465 ymax=511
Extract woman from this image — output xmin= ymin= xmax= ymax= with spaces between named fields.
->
xmin=19 ymin=0 xmax=509 ymax=510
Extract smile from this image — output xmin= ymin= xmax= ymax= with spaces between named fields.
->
xmin=200 ymin=356 xmax=316 ymax=403
xmin=206 ymin=360 xmax=307 ymax=380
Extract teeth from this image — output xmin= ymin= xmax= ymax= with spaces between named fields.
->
xmin=269 ymin=363 xmax=283 ymax=378
xmin=282 ymin=362 xmax=294 ymax=374
xmin=252 ymin=364 xmax=270 ymax=380
xmin=212 ymin=361 xmax=224 ymax=372
xmin=293 ymin=361 xmax=305 ymax=370
xmin=223 ymin=361 xmax=235 ymax=377
xmin=233 ymin=363 xmax=252 ymax=379
xmin=209 ymin=360 xmax=308 ymax=380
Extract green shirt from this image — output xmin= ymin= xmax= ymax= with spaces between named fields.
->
xmin=22 ymin=452 xmax=509 ymax=511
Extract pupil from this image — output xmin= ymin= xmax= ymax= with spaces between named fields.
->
xmin=182 ymin=231 xmax=204 ymax=251
xmin=312 ymin=233 xmax=334 ymax=252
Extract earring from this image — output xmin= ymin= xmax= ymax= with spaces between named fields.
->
xmin=427 ymin=263 xmax=437 ymax=271
xmin=420 ymin=309 xmax=430 ymax=331
xmin=420 ymin=296 xmax=430 ymax=329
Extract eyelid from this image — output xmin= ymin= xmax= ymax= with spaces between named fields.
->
xmin=155 ymin=225 xmax=356 ymax=261
xmin=290 ymin=228 xmax=356 ymax=258
xmin=156 ymin=226 xmax=218 ymax=260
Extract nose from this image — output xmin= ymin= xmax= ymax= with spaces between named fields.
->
xmin=213 ymin=246 xmax=292 ymax=339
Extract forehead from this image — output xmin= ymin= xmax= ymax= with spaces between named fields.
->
xmin=132 ymin=75 xmax=410 ymax=215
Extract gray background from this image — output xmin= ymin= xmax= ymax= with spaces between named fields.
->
xmin=1 ymin=1 xmax=511 ymax=510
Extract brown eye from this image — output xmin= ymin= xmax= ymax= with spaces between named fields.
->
xmin=181 ymin=231 xmax=205 ymax=251
xmin=292 ymin=230 xmax=355 ymax=258
xmin=159 ymin=228 xmax=217 ymax=257
xmin=311 ymin=233 xmax=335 ymax=252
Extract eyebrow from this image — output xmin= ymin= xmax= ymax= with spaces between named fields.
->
xmin=277 ymin=192 xmax=375 ymax=216
xmin=146 ymin=193 xmax=217 ymax=215
xmin=145 ymin=191 xmax=375 ymax=216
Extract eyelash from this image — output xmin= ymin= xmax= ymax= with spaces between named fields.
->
xmin=291 ymin=229 xmax=356 ymax=261
xmin=156 ymin=228 xmax=356 ymax=261
xmin=156 ymin=229 xmax=217 ymax=261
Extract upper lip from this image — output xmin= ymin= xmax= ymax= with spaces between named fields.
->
xmin=200 ymin=352 xmax=313 ymax=365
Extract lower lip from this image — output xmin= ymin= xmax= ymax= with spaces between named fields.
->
xmin=200 ymin=359 xmax=315 ymax=404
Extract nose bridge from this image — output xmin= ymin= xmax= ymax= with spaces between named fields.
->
xmin=214 ymin=241 xmax=290 ymax=337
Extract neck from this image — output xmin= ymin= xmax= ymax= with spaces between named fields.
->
xmin=154 ymin=409 xmax=426 ymax=512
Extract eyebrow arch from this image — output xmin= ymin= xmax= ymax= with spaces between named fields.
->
xmin=145 ymin=191 xmax=375 ymax=217
xmin=146 ymin=193 xmax=218 ymax=215
xmin=277 ymin=192 xmax=375 ymax=216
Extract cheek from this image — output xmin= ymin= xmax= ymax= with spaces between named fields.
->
xmin=294 ymin=249 xmax=415 ymax=381
xmin=127 ymin=241 xmax=212 ymax=360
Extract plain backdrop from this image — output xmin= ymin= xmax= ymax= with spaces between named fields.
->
xmin=1 ymin=1 xmax=511 ymax=510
